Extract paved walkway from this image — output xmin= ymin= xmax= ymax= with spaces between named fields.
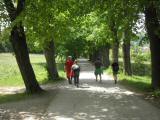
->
xmin=44 ymin=59 xmax=160 ymax=120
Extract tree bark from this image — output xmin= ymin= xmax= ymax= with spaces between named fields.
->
xmin=11 ymin=25 xmax=43 ymax=93
xmin=4 ymin=0 xmax=43 ymax=93
xmin=145 ymin=2 xmax=160 ymax=89
xmin=110 ymin=21 xmax=119 ymax=63
xmin=101 ymin=45 xmax=110 ymax=68
xmin=90 ymin=49 xmax=99 ymax=62
xmin=112 ymin=40 xmax=119 ymax=63
xmin=89 ymin=53 xmax=93 ymax=61
xmin=123 ymin=30 xmax=132 ymax=75
xmin=44 ymin=39 xmax=59 ymax=80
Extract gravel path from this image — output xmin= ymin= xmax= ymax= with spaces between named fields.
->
xmin=44 ymin=58 xmax=160 ymax=120
xmin=0 ymin=58 xmax=160 ymax=120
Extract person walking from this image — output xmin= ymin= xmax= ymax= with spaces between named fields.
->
xmin=71 ymin=60 xmax=80 ymax=87
xmin=64 ymin=56 xmax=74 ymax=84
xmin=111 ymin=62 xmax=119 ymax=84
xmin=94 ymin=58 xmax=103 ymax=82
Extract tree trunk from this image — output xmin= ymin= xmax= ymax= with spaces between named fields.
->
xmin=11 ymin=25 xmax=43 ymax=93
xmin=91 ymin=49 xmax=99 ymax=62
xmin=4 ymin=0 xmax=43 ymax=93
xmin=145 ymin=2 xmax=160 ymax=89
xmin=44 ymin=39 xmax=59 ymax=80
xmin=89 ymin=53 xmax=93 ymax=61
xmin=110 ymin=21 xmax=119 ymax=63
xmin=112 ymin=41 xmax=119 ymax=63
xmin=123 ymin=30 xmax=132 ymax=75
xmin=101 ymin=45 xmax=110 ymax=68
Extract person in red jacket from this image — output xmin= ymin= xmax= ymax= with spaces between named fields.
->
xmin=64 ymin=56 xmax=74 ymax=84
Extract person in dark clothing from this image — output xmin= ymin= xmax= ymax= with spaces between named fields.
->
xmin=94 ymin=58 xmax=103 ymax=82
xmin=111 ymin=62 xmax=119 ymax=84
xmin=71 ymin=60 xmax=80 ymax=87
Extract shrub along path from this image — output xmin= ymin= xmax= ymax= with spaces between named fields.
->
xmin=0 ymin=58 xmax=160 ymax=120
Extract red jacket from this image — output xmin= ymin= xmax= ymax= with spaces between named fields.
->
xmin=65 ymin=60 xmax=73 ymax=77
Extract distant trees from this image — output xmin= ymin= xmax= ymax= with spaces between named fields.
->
xmin=1 ymin=0 xmax=160 ymax=90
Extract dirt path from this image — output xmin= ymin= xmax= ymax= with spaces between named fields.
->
xmin=0 ymin=58 xmax=160 ymax=120
xmin=44 ymin=58 xmax=160 ymax=120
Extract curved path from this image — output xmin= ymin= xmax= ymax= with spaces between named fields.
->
xmin=44 ymin=58 xmax=160 ymax=120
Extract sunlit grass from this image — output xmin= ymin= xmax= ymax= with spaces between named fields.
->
xmin=0 ymin=53 xmax=65 ymax=87
xmin=118 ymin=74 xmax=151 ymax=92
xmin=0 ymin=53 xmax=66 ymax=103
xmin=105 ymin=66 xmax=152 ymax=92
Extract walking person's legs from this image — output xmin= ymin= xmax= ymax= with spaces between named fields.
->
xmin=95 ymin=75 xmax=98 ymax=81
xmin=113 ymin=72 xmax=117 ymax=84
xmin=77 ymin=75 xmax=79 ymax=87
xmin=67 ymin=76 xmax=71 ymax=84
xmin=70 ymin=76 xmax=73 ymax=84
xmin=74 ymin=76 xmax=78 ymax=87
xmin=74 ymin=76 xmax=76 ymax=85
xmin=95 ymin=69 xmax=98 ymax=82
xmin=99 ymin=74 xmax=102 ymax=83
xmin=114 ymin=74 xmax=117 ymax=84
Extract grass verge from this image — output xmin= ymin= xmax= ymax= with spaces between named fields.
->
xmin=0 ymin=53 xmax=66 ymax=86
xmin=105 ymin=66 xmax=152 ymax=93
xmin=0 ymin=53 xmax=66 ymax=103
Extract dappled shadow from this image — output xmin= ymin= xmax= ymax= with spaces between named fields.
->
xmin=0 ymin=90 xmax=58 ymax=120
xmin=0 ymin=58 xmax=159 ymax=120
xmin=42 ymin=59 xmax=160 ymax=120
xmin=43 ymin=80 xmax=160 ymax=120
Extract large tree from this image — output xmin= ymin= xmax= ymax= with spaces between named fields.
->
xmin=23 ymin=1 xmax=64 ymax=80
xmin=122 ymin=28 xmax=132 ymax=75
xmin=3 ymin=0 xmax=42 ymax=93
xmin=44 ymin=39 xmax=59 ymax=80
xmin=145 ymin=1 xmax=160 ymax=89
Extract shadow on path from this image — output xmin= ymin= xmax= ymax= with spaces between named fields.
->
xmin=44 ymin=59 xmax=160 ymax=120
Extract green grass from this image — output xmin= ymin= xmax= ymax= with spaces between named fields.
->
xmin=0 ymin=53 xmax=66 ymax=103
xmin=0 ymin=53 xmax=65 ymax=87
xmin=105 ymin=66 xmax=152 ymax=92
xmin=118 ymin=74 xmax=152 ymax=92
xmin=0 ymin=93 xmax=30 ymax=103
xmin=0 ymin=91 xmax=48 ymax=104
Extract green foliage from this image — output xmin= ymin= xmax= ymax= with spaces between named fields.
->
xmin=1 ymin=0 xmax=144 ymax=57
xmin=0 ymin=27 xmax=12 ymax=52
xmin=132 ymin=62 xmax=151 ymax=76
xmin=153 ymin=89 xmax=160 ymax=98
xmin=0 ymin=40 xmax=12 ymax=52
xmin=137 ymin=53 xmax=150 ymax=63
xmin=63 ymin=37 xmax=87 ymax=59
xmin=131 ymin=46 xmax=151 ymax=76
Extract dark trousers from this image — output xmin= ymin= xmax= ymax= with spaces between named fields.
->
xmin=68 ymin=77 xmax=72 ymax=84
xmin=74 ymin=75 xmax=79 ymax=85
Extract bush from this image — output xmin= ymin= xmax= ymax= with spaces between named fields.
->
xmin=131 ymin=48 xmax=151 ymax=76
xmin=153 ymin=89 xmax=160 ymax=98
